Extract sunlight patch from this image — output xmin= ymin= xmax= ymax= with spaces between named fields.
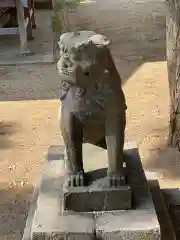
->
xmin=80 ymin=0 xmax=96 ymax=4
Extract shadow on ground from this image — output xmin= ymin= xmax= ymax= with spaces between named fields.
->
xmin=0 ymin=184 xmax=33 ymax=240
xmin=0 ymin=121 xmax=21 ymax=149
xmin=160 ymin=188 xmax=180 ymax=238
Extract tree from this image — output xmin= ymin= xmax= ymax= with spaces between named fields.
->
xmin=52 ymin=0 xmax=81 ymax=60
xmin=166 ymin=0 xmax=180 ymax=150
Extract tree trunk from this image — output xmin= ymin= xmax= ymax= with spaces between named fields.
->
xmin=166 ymin=0 xmax=180 ymax=150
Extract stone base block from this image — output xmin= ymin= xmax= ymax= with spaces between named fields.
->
xmin=95 ymin=209 xmax=160 ymax=240
xmin=30 ymin=157 xmax=95 ymax=240
xmin=63 ymin=166 xmax=131 ymax=212
xmin=32 ymin=212 xmax=95 ymax=240
xmin=95 ymin=142 xmax=161 ymax=240
xmin=22 ymin=142 xmax=161 ymax=240
xmin=63 ymin=184 xmax=131 ymax=212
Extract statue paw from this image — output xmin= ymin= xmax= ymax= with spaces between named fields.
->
xmin=66 ymin=171 xmax=85 ymax=187
xmin=107 ymin=171 xmax=126 ymax=187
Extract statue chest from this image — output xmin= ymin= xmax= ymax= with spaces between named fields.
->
xmin=75 ymin=83 xmax=115 ymax=120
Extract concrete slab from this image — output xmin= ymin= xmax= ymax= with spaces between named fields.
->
xmin=22 ymin=183 xmax=39 ymax=240
xmin=95 ymin=210 xmax=160 ymax=240
xmin=95 ymin=143 xmax=161 ymax=240
xmin=32 ymin=212 xmax=95 ymax=240
xmin=24 ymin=142 xmax=161 ymax=240
xmin=31 ymin=145 xmax=95 ymax=240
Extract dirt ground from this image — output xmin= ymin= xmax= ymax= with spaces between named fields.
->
xmin=0 ymin=0 xmax=179 ymax=239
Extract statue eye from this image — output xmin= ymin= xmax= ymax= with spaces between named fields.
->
xmin=84 ymin=71 xmax=89 ymax=76
xmin=63 ymin=57 xmax=73 ymax=69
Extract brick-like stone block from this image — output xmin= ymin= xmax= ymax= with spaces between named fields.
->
xmin=31 ymin=147 xmax=95 ymax=240
xmin=32 ymin=211 xmax=95 ymax=240
xmin=95 ymin=210 xmax=160 ymax=240
xmin=95 ymin=142 xmax=161 ymax=240
xmin=63 ymin=184 xmax=132 ymax=212
xmin=24 ymin=142 xmax=161 ymax=240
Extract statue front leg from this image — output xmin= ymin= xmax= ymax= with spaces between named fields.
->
xmin=60 ymin=107 xmax=85 ymax=187
xmin=105 ymin=111 xmax=126 ymax=187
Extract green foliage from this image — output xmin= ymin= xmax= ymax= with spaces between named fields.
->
xmin=52 ymin=0 xmax=81 ymax=33
xmin=54 ymin=0 xmax=81 ymax=12
xmin=52 ymin=13 xmax=62 ymax=33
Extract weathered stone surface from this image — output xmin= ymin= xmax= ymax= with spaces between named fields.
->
xmin=31 ymin=146 xmax=95 ymax=240
xmin=28 ymin=142 xmax=161 ymax=240
xmin=95 ymin=209 xmax=160 ymax=240
xmin=95 ymin=143 xmax=161 ymax=240
xmin=63 ymin=165 xmax=131 ymax=212
xmin=22 ymin=184 xmax=39 ymax=240
xmin=63 ymin=184 xmax=131 ymax=212
xmin=47 ymin=145 xmax=65 ymax=161
xmin=32 ymin=212 xmax=95 ymax=240
xmin=57 ymin=30 xmax=127 ymax=189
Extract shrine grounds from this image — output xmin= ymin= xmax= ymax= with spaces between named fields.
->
xmin=1 ymin=0 xmax=180 ymax=239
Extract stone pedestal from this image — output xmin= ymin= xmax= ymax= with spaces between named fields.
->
xmin=63 ymin=184 xmax=131 ymax=212
xmin=63 ymin=167 xmax=132 ymax=212
xmin=22 ymin=142 xmax=161 ymax=240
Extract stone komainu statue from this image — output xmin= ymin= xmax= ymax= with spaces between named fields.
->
xmin=57 ymin=31 xmax=127 ymax=188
